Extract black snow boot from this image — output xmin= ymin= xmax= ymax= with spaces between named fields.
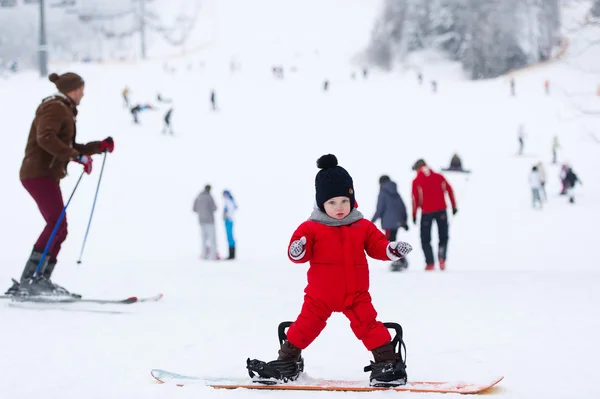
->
xmin=364 ymin=323 xmax=407 ymax=387
xmin=226 ymin=246 xmax=236 ymax=260
xmin=247 ymin=322 xmax=304 ymax=384
xmin=247 ymin=340 xmax=303 ymax=383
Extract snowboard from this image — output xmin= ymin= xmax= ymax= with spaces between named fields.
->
xmin=150 ymin=369 xmax=503 ymax=394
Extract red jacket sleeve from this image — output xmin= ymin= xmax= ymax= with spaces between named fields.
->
xmin=442 ymin=177 xmax=457 ymax=209
xmin=288 ymin=222 xmax=313 ymax=263
xmin=411 ymin=179 xmax=420 ymax=219
xmin=364 ymin=221 xmax=391 ymax=261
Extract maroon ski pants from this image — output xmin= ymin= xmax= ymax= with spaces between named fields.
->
xmin=21 ymin=177 xmax=68 ymax=260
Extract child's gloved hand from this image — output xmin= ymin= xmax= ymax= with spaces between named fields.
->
xmin=289 ymin=236 xmax=307 ymax=260
xmin=387 ymin=241 xmax=413 ymax=260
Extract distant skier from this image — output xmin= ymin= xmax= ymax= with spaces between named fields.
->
xmin=210 ymin=90 xmax=217 ymax=111
xmin=193 ymin=185 xmax=218 ymax=260
xmin=371 ymin=175 xmax=409 ymax=271
xmin=130 ymin=104 xmax=153 ymax=124
xmin=449 ymin=154 xmax=462 ymax=170
xmin=222 ymin=190 xmax=237 ymax=260
xmin=6 ymin=72 xmax=114 ymax=297
xmin=411 ymin=159 xmax=457 ymax=271
xmin=417 ymin=72 xmax=423 ymax=85
xmin=536 ymin=162 xmax=547 ymax=201
xmin=559 ymin=163 xmax=569 ymax=195
xmin=271 ymin=66 xmax=284 ymax=79
xmin=564 ymin=167 xmax=582 ymax=204
xmin=552 ymin=136 xmax=560 ymax=164
xmin=162 ymin=108 xmax=174 ymax=135
xmin=529 ymin=166 xmax=544 ymax=209
xmin=544 ymin=80 xmax=550 ymax=95
xmin=510 ymin=77 xmax=516 ymax=96
xmin=518 ymin=124 xmax=526 ymax=155
xmin=157 ymin=93 xmax=172 ymax=103
xmin=122 ymin=86 xmax=130 ymax=108
xmin=442 ymin=154 xmax=471 ymax=174
xmin=246 ymin=154 xmax=412 ymax=386
xmin=323 ymin=80 xmax=329 ymax=92
xmin=431 ymin=80 xmax=438 ymax=93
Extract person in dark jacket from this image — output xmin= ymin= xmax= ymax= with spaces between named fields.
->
xmin=372 ymin=175 xmax=409 ymax=271
xmin=371 ymin=175 xmax=408 ymax=240
xmin=162 ymin=108 xmax=173 ymax=135
xmin=564 ymin=167 xmax=582 ymax=204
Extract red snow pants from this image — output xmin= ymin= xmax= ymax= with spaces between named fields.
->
xmin=22 ymin=177 xmax=68 ymax=260
xmin=286 ymin=291 xmax=392 ymax=351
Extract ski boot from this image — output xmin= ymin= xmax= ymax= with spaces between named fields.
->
xmin=247 ymin=321 xmax=304 ymax=384
xmin=364 ymin=322 xmax=408 ymax=387
xmin=15 ymin=249 xmax=79 ymax=299
xmin=42 ymin=258 xmax=80 ymax=298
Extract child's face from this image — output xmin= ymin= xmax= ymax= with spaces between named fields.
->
xmin=324 ymin=196 xmax=351 ymax=219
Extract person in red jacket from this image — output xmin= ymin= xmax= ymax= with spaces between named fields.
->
xmin=247 ymin=154 xmax=413 ymax=387
xmin=411 ymin=159 xmax=457 ymax=271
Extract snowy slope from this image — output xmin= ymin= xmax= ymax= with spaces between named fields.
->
xmin=1 ymin=1 xmax=600 ymax=398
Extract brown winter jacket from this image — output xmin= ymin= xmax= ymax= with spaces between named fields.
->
xmin=19 ymin=93 xmax=102 ymax=182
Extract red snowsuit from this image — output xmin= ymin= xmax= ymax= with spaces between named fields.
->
xmin=286 ymin=216 xmax=393 ymax=351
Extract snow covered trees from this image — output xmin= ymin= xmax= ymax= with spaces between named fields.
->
xmin=367 ymin=0 xmax=562 ymax=79
xmin=592 ymin=0 xmax=600 ymax=18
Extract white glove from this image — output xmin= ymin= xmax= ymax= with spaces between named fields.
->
xmin=387 ymin=241 xmax=413 ymax=261
xmin=289 ymin=236 xmax=307 ymax=260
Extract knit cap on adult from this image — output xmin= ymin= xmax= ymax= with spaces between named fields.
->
xmin=315 ymin=154 xmax=355 ymax=212
xmin=48 ymin=72 xmax=85 ymax=94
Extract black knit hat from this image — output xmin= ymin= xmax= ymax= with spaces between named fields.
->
xmin=315 ymin=154 xmax=355 ymax=212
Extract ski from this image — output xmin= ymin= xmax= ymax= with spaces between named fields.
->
xmin=150 ymin=369 xmax=503 ymax=394
xmin=1 ymin=293 xmax=163 ymax=304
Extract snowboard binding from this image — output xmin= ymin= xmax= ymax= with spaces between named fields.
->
xmin=246 ymin=321 xmax=304 ymax=384
xmin=364 ymin=322 xmax=408 ymax=387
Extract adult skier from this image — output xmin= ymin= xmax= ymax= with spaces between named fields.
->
xmin=411 ymin=159 xmax=457 ymax=271
xmin=6 ymin=72 xmax=114 ymax=297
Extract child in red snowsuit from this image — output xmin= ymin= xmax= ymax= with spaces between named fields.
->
xmin=247 ymin=154 xmax=412 ymax=386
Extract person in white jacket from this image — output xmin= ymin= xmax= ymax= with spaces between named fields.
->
xmin=536 ymin=162 xmax=547 ymax=201
xmin=529 ymin=166 xmax=543 ymax=209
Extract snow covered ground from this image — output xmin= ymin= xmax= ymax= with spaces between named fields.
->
xmin=1 ymin=1 xmax=600 ymax=398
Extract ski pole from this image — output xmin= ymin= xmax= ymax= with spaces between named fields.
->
xmin=77 ymin=151 xmax=107 ymax=264
xmin=33 ymin=170 xmax=85 ymax=278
